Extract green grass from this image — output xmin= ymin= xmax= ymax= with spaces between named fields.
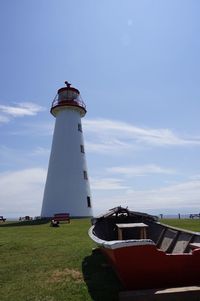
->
xmin=1 ymin=218 xmax=200 ymax=301
xmin=161 ymin=218 xmax=200 ymax=232
xmin=0 ymin=219 xmax=121 ymax=301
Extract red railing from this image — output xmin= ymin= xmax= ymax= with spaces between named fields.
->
xmin=51 ymin=94 xmax=86 ymax=110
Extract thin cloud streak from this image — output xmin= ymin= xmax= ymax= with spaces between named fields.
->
xmin=9 ymin=122 xmax=54 ymax=136
xmin=83 ymin=119 xmax=200 ymax=151
xmin=0 ymin=102 xmax=45 ymax=121
xmin=31 ymin=147 xmax=50 ymax=156
xmin=107 ymin=164 xmax=177 ymax=177
xmin=85 ymin=139 xmax=137 ymax=154
xmin=91 ymin=177 xmax=129 ymax=190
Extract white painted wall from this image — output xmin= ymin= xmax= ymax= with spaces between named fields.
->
xmin=41 ymin=106 xmax=93 ymax=217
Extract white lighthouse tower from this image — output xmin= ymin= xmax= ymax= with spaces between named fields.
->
xmin=41 ymin=81 xmax=93 ymax=217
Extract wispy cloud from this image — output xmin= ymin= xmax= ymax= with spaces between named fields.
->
xmin=92 ymin=178 xmax=200 ymax=215
xmin=85 ymin=139 xmax=136 ymax=154
xmin=83 ymin=119 xmax=200 ymax=154
xmin=0 ymin=115 xmax=10 ymax=123
xmin=0 ymin=145 xmax=50 ymax=169
xmin=9 ymin=121 xmax=53 ymax=136
xmin=0 ymin=102 xmax=45 ymax=122
xmin=31 ymin=147 xmax=50 ymax=156
xmin=0 ymin=168 xmax=46 ymax=217
xmin=126 ymin=179 xmax=200 ymax=212
xmin=3 ymin=117 xmax=200 ymax=151
xmin=107 ymin=164 xmax=177 ymax=177
xmin=1 ymin=166 xmax=200 ymax=217
xmin=91 ymin=177 xmax=129 ymax=190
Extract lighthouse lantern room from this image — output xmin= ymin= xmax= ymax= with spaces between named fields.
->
xmin=41 ymin=82 xmax=93 ymax=217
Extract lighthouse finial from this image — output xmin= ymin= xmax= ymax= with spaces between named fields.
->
xmin=65 ymin=81 xmax=71 ymax=88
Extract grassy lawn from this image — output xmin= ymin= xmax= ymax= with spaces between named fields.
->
xmin=1 ymin=218 xmax=200 ymax=301
xmin=0 ymin=219 xmax=121 ymax=301
xmin=161 ymin=218 xmax=200 ymax=232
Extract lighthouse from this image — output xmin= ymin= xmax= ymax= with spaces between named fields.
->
xmin=41 ymin=82 xmax=93 ymax=217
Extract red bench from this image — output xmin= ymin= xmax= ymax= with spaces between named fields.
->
xmin=53 ymin=213 xmax=70 ymax=223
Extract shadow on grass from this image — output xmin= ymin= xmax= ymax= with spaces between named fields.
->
xmin=82 ymin=248 xmax=123 ymax=301
xmin=0 ymin=219 xmax=50 ymax=227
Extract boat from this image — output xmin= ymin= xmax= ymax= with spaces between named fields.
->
xmin=88 ymin=206 xmax=200 ymax=290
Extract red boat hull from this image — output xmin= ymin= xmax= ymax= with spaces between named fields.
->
xmin=102 ymin=244 xmax=200 ymax=290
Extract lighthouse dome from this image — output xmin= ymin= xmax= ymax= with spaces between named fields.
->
xmin=51 ymin=81 xmax=86 ymax=117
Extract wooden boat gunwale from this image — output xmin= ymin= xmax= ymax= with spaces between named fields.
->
xmin=88 ymin=206 xmax=200 ymax=290
xmin=88 ymin=225 xmax=155 ymax=249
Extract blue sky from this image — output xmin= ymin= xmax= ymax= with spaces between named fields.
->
xmin=0 ymin=0 xmax=200 ymax=217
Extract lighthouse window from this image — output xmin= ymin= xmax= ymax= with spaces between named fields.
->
xmin=78 ymin=123 xmax=82 ymax=132
xmin=87 ymin=196 xmax=91 ymax=208
xmin=83 ymin=170 xmax=88 ymax=180
xmin=80 ymin=145 xmax=85 ymax=153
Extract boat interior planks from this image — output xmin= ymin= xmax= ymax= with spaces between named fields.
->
xmin=88 ymin=206 xmax=200 ymax=290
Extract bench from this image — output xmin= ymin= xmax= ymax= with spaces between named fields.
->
xmin=19 ymin=216 xmax=32 ymax=221
xmin=0 ymin=216 xmax=6 ymax=222
xmin=190 ymin=214 xmax=200 ymax=219
xmin=53 ymin=213 xmax=70 ymax=223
